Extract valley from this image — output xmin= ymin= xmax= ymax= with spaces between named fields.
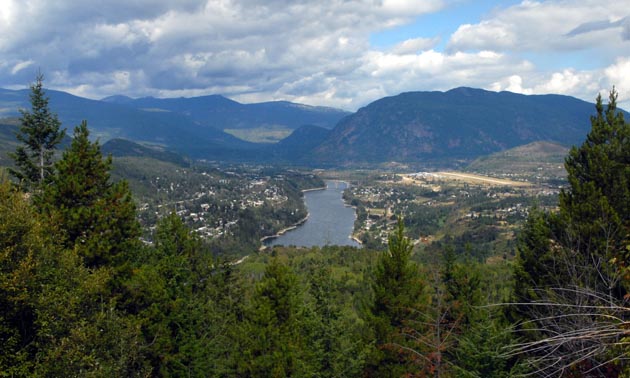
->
xmin=3 ymin=2 xmax=629 ymax=375
xmin=4 ymin=81 xmax=629 ymax=377
xmin=1 ymin=87 xmax=573 ymax=259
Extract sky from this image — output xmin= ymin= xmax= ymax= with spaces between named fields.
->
xmin=0 ymin=0 xmax=629 ymax=110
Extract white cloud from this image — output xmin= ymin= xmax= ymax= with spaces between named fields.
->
xmin=449 ymin=21 xmax=516 ymax=52
xmin=447 ymin=1 xmax=630 ymax=53
xmin=493 ymin=75 xmax=531 ymax=94
xmin=11 ymin=60 xmax=34 ymax=75
xmin=533 ymin=69 xmax=595 ymax=95
xmin=604 ymin=57 xmax=630 ymax=108
xmin=0 ymin=0 xmax=446 ymax=105
xmin=0 ymin=0 xmax=628 ymax=111
xmin=381 ymin=0 xmax=443 ymax=15
xmin=391 ymin=37 xmax=440 ymax=54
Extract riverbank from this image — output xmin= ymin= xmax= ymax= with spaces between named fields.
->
xmin=302 ymin=186 xmax=327 ymax=193
xmin=259 ymin=185 xmax=326 ymax=248
xmin=259 ymin=215 xmax=309 ymax=248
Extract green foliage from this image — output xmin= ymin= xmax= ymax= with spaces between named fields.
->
xmin=512 ymin=89 xmax=630 ymax=375
xmin=126 ymin=213 xmax=216 ymax=375
xmin=41 ymin=121 xmax=140 ymax=269
xmin=454 ymin=310 xmax=522 ymax=378
xmin=560 ymin=89 xmax=630 ymax=283
xmin=514 ymin=89 xmax=630 ymax=301
xmin=365 ymin=218 xmax=428 ymax=377
xmin=515 ymin=89 xmax=630 ymax=300
xmin=512 ymin=207 xmax=556 ymax=304
xmin=241 ymin=257 xmax=315 ymax=377
xmin=444 ymin=258 xmax=482 ymax=329
xmin=0 ymin=173 xmax=148 ymax=376
xmin=33 ymin=246 xmax=148 ymax=377
xmin=306 ymin=265 xmax=367 ymax=377
xmin=0 ymin=176 xmax=41 ymax=374
xmin=9 ymin=74 xmax=65 ymax=190
xmin=239 ymin=245 xmax=373 ymax=377
xmin=372 ymin=218 xmax=422 ymax=330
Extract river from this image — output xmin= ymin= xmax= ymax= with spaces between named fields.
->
xmin=264 ymin=180 xmax=361 ymax=248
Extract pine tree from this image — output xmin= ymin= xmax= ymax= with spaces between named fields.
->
xmin=124 ymin=213 xmax=223 ymax=376
xmin=512 ymin=208 xmax=558 ymax=306
xmin=307 ymin=265 xmax=367 ymax=377
xmin=41 ymin=121 xmax=139 ymax=269
xmin=365 ymin=218 xmax=427 ymax=377
xmin=560 ymin=88 xmax=630 ymax=289
xmin=9 ymin=73 xmax=65 ymax=191
xmin=511 ymin=89 xmax=630 ymax=376
xmin=241 ymin=257 xmax=314 ymax=377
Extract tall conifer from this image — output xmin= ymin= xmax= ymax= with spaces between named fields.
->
xmin=42 ymin=121 xmax=139 ymax=269
xmin=9 ymin=73 xmax=65 ymax=191
xmin=512 ymin=89 xmax=630 ymax=376
xmin=366 ymin=218 xmax=427 ymax=377
xmin=560 ymin=88 xmax=630 ymax=284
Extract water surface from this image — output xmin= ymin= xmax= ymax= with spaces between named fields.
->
xmin=265 ymin=180 xmax=360 ymax=248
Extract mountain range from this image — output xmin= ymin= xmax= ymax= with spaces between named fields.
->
xmin=101 ymin=95 xmax=349 ymax=131
xmin=0 ymin=86 xmax=623 ymax=167
xmin=310 ymin=87 xmax=606 ymax=165
xmin=0 ymin=88 xmax=348 ymax=160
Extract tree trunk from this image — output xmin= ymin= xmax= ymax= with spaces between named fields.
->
xmin=39 ymin=146 xmax=44 ymax=183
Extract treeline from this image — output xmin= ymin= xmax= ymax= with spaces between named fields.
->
xmin=0 ymin=168 xmax=520 ymax=376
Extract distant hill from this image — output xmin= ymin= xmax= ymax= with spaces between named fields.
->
xmin=102 ymin=95 xmax=350 ymax=131
xmin=2 ymin=86 xmax=623 ymax=167
xmin=310 ymin=87 xmax=616 ymax=165
xmin=0 ymin=118 xmax=187 ymax=168
xmin=0 ymin=119 xmax=193 ymax=193
xmin=466 ymin=141 xmax=569 ymax=179
xmin=102 ymin=138 xmax=190 ymax=167
xmin=0 ymin=119 xmax=19 ymax=168
xmin=100 ymin=95 xmax=134 ymax=105
xmin=0 ymin=88 xmax=349 ymax=161
xmin=0 ymin=88 xmax=261 ymax=159
xmin=272 ymin=125 xmax=331 ymax=161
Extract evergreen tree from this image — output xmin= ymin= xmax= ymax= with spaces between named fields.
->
xmin=41 ymin=121 xmax=139 ymax=269
xmin=241 ymin=257 xmax=314 ymax=377
xmin=124 ymin=213 xmax=222 ymax=376
xmin=514 ymin=88 xmax=630 ymax=302
xmin=307 ymin=265 xmax=366 ymax=377
xmin=365 ymin=218 xmax=427 ymax=377
xmin=0 ymin=175 xmax=42 ymax=375
xmin=512 ymin=89 xmax=630 ymax=376
xmin=454 ymin=310 xmax=522 ymax=378
xmin=33 ymin=241 xmax=148 ymax=377
xmin=512 ymin=208 xmax=558 ymax=306
xmin=0 ymin=173 xmax=146 ymax=377
xmin=9 ymin=73 xmax=65 ymax=191
xmin=560 ymin=88 xmax=630 ymax=291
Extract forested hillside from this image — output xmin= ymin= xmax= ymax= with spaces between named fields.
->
xmin=311 ymin=87 xmax=616 ymax=165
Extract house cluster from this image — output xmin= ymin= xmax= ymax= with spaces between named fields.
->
xmin=137 ymin=170 xmax=294 ymax=240
xmin=464 ymin=203 xmax=528 ymax=221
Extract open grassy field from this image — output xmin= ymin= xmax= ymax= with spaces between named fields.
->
xmin=224 ymin=125 xmax=293 ymax=143
xmin=400 ymin=171 xmax=532 ymax=187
